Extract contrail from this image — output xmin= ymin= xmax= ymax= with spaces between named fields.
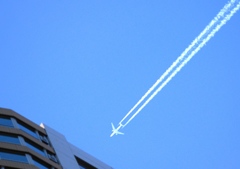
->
xmin=122 ymin=1 xmax=240 ymax=127
xmin=118 ymin=0 xmax=238 ymax=125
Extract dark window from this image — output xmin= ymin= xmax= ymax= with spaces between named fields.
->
xmin=0 ymin=150 xmax=28 ymax=163
xmin=47 ymin=152 xmax=58 ymax=163
xmin=39 ymin=134 xmax=50 ymax=145
xmin=0 ymin=116 xmax=13 ymax=127
xmin=25 ymin=139 xmax=45 ymax=157
xmin=18 ymin=121 xmax=38 ymax=138
xmin=32 ymin=157 xmax=51 ymax=169
xmin=75 ymin=156 xmax=97 ymax=169
xmin=0 ymin=133 xmax=20 ymax=145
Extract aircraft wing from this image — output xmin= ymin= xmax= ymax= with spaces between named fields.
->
xmin=116 ymin=131 xmax=124 ymax=135
xmin=111 ymin=123 xmax=115 ymax=130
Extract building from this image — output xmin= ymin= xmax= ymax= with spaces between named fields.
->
xmin=0 ymin=107 xmax=113 ymax=169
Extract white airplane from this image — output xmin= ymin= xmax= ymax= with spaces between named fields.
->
xmin=110 ymin=123 xmax=124 ymax=137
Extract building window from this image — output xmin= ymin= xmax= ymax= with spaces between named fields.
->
xmin=47 ymin=152 xmax=58 ymax=163
xmin=39 ymin=134 xmax=50 ymax=145
xmin=75 ymin=156 xmax=97 ymax=169
xmin=0 ymin=133 xmax=20 ymax=145
xmin=25 ymin=139 xmax=46 ymax=157
xmin=79 ymin=166 xmax=87 ymax=169
xmin=17 ymin=121 xmax=38 ymax=139
xmin=0 ymin=116 xmax=13 ymax=127
xmin=0 ymin=150 xmax=28 ymax=163
xmin=32 ymin=157 xmax=51 ymax=169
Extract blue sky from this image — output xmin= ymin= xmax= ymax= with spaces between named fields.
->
xmin=1 ymin=0 xmax=240 ymax=168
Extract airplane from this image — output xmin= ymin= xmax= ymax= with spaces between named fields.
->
xmin=110 ymin=123 xmax=124 ymax=137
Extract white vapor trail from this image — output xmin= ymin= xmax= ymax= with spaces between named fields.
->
xmin=121 ymin=0 xmax=240 ymax=127
xmin=118 ymin=0 xmax=237 ymax=125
